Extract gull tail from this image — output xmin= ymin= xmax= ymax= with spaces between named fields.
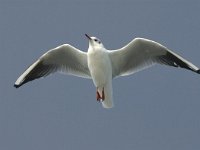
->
xmin=101 ymin=82 xmax=113 ymax=109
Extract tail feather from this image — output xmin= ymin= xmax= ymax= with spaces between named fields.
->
xmin=101 ymin=82 xmax=113 ymax=109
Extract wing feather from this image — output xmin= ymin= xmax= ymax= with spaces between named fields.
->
xmin=109 ymin=38 xmax=200 ymax=78
xmin=14 ymin=44 xmax=90 ymax=88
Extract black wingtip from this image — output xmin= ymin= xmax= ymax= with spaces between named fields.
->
xmin=197 ymin=69 xmax=200 ymax=74
xmin=14 ymin=84 xmax=20 ymax=88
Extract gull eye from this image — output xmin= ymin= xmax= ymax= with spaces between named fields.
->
xmin=94 ymin=39 xmax=98 ymax=42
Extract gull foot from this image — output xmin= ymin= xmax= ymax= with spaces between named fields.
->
xmin=96 ymin=87 xmax=105 ymax=102
xmin=96 ymin=91 xmax=101 ymax=102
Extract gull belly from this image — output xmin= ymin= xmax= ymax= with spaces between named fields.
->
xmin=88 ymin=49 xmax=111 ymax=87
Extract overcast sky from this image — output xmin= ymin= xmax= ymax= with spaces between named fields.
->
xmin=0 ymin=0 xmax=200 ymax=150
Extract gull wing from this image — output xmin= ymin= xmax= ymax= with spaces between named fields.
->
xmin=109 ymin=38 xmax=200 ymax=78
xmin=14 ymin=44 xmax=90 ymax=88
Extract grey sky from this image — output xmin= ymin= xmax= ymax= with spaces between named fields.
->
xmin=0 ymin=0 xmax=200 ymax=150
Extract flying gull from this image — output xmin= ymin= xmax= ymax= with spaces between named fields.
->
xmin=14 ymin=34 xmax=200 ymax=108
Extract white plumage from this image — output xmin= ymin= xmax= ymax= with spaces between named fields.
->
xmin=14 ymin=34 xmax=200 ymax=108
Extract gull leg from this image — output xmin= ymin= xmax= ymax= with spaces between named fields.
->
xmin=96 ymin=87 xmax=101 ymax=102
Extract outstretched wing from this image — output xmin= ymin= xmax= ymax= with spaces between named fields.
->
xmin=14 ymin=44 xmax=90 ymax=88
xmin=109 ymin=38 xmax=200 ymax=78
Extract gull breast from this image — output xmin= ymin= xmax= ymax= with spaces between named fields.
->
xmin=88 ymin=49 xmax=112 ymax=87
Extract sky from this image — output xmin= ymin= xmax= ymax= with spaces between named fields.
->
xmin=0 ymin=0 xmax=200 ymax=150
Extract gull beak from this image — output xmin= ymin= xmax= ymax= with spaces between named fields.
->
xmin=85 ymin=34 xmax=92 ymax=40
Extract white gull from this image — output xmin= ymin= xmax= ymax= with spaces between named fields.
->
xmin=14 ymin=34 xmax=200 ymax=108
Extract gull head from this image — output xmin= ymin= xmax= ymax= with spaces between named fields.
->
xmin=85 ymin=34 xmax=104 ymax=49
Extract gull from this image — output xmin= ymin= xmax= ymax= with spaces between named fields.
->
xmin=14 ymin=34 xmax=200 ymax=108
